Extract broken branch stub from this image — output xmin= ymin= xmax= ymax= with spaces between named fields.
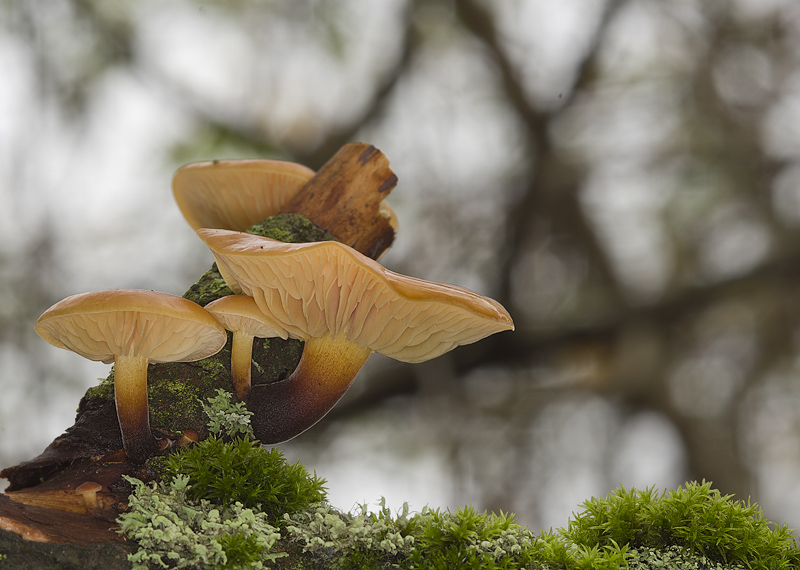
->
xmin=279 ymin=142 xmax=398 ymax=260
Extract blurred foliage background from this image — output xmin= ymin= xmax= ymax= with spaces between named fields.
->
xmin=3 ymin=0 xmax=800 ymax=531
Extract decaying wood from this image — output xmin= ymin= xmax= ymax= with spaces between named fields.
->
xmin=0 ymin=142 xmax=398 ymax=546
xmin=0 ymin=453 xmax=134 ymax=545
xmin=0 ymin=495 xmax=125 ymax=545
xmin=281 ymin=142 xmax=398 ymax=259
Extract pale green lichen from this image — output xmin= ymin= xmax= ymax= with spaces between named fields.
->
xmin=201 ymin=388 xmax=254 ymax=440
xmin=285 ymin=499 xmax=416 ymax=559
xmin=119 ymin=475 xmax=284 ymax=570
xmin=285 ymin=500 xmax=546 ymax=569
xmin=627 ymin=545 xmax=747 ymax=570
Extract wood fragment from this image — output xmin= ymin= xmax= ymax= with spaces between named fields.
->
xmin=0 ymin=495 xmax=126 ymax=545
xmin=280 ymin=142 xmax=398 ymax=259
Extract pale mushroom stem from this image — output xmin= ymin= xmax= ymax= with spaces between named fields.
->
xmin=247 ymin=332 xmax=372 ymax=444
xmin=113 ymin=354 xmax=159 ymax=463
xmin=230 ymin=330 xmax=256 ymax=399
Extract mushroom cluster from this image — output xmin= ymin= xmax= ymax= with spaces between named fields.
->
xmin=34 ymin=153 xmax=514 ymax=464
xmin=172 ymin=157 xmax=513 ymax=443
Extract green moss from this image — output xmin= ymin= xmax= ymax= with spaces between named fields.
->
xmin=83 ymin=375 xmax=115 ymax=402
xmin=562 ymin=481 xmax=800 ymax=569
xmin=182 ymin=264 xmax=233 ymax=306
xmin=245 ymin=213 xmax=337 ymax=243
xmin=147 ymin=377 xmax=203 ymax=432
xmin=165 ymin=437 xmax=327 ymax=527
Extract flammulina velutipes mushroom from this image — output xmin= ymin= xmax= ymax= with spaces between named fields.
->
xmin=34 ymin=289 xmax=227 ymax=463
xmin=204 ymin=294 xmax=284 ymax=400
xmin=197 ymin=228 xmax=514 ymax=444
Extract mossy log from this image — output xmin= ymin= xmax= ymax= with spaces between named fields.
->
xmin=0 ymin=143 xmax=398 ymax=558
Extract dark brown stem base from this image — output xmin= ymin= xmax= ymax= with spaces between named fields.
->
xmin=248 ymin=333 xmax=372 ymax=443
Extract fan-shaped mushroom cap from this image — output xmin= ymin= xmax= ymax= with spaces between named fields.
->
xmin=172 ymin=159 xmax=316 ymax=231
xmin=197 ymin=229 xmax=514 ymax=363
xmin=35 ymin=289 xmax=227 ymax=364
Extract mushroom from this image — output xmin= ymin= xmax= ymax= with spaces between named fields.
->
xmin=172 ymin=159 xmax=316 ymax=232
xmin=204 ymin=294 xmax=285 ymax=399
xmin=172 ymin=158 xmax=398 ymax=260
xmin=75 ymin=481 xmax=102 ymax=511
xmin=177 ymin=429 xmax=199 ymax=447
xmin=196 ymin=229 xmax=514 ymax=443
xmin=34 ymin=289 xmax=227 ymax=463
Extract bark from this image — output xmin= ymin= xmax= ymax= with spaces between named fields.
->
xmin=280 ymin=143 xmax=398 ymax=260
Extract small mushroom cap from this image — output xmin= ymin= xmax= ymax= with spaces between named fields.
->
xmin=75 ymin=481 xmax=102 ymax=494
xmin=205 ymin=294 xmax=286 ymax=339
xmin=35 ymin=289 xmax=227 ymax=364
xmin=197 ymin=229 xmax=514 ymax=363
xmin=172 ymin=159 xmax=315 ymax=231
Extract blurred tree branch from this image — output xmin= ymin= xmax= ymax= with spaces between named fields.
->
xmin=455 ymin=0 xmax=629 ymax=314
